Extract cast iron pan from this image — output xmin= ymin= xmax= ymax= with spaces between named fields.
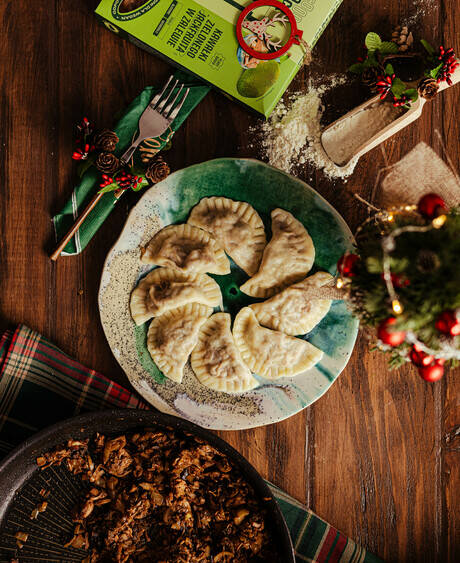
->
xmin=0 ymin=409 xmax=295 ymax=562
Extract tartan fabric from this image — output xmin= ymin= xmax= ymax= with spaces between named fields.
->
xmin=0 ymin=325 xmax=382 ymax=563
xmin=52 ymin=71 xmax=210 ymax=255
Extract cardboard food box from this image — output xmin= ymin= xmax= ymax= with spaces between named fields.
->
xmin=95 ymin=0 xmax=342 ymax=117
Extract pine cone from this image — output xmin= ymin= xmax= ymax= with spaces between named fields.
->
xmin=95 ymin=152 xmax=120 ymax=175
xmin=94 ymin=129 xmax=119 ymax=152
xmin=145 ymin=157 xmax=170 ymax=184
xmin=391 ymin=25 xmax=413 ymax=52
xmin=418 ymin=77 xmax=439 ymax=100
xmin=416 ymin=249 xmax=440 ymax=273
xmin=361 ymin=66 xmax=382 ymax=90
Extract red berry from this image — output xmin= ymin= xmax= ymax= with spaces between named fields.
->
xmin=417 ymin=193 xmax=448 ymax=219
xmin=377 ymin=318 xmax=406 ymax=347
xmin=435 ymin=310 xmax=460 ymax=337
xmin=337 ymin=254 xmax=359 ymax=278
xmin=418 ymin=362 xmax=444 ymax=382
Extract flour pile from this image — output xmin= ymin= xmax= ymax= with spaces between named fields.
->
xmin=258 ymin=76 xmax=358 ymax=180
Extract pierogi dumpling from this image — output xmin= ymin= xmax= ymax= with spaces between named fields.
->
xmin=191 ymin=313 xmax=258 ymax=393
xmin=239 ymin=208 xmax=315 ymax=298
xmin=250 ymin=271 xmax=333 ymax=335
xmin=141 ymin=224 xmax=230 ymax=275
xmin=188 ymin=197 xmax=266 ymax=276
xmin=147 ymin=303 xmax=213 ymax=383
xmin=233 ymin=308 xmax=323 ymax=379
xmin=130 ymin=267 xmax=222 ymax=326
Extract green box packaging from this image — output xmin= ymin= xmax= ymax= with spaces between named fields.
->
xmin=95 ymin=0 xmax=342 ymax=117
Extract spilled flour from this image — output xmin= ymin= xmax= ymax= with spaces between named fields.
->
xmin=257 ymin=76 xmax=359 ymax=180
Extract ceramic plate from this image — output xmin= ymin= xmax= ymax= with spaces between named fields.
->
xmin=99 ymin=158 xmax=358 ymax=430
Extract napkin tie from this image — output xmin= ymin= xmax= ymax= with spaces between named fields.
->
xmin=52 ymin=71 xmax=210 ymax=255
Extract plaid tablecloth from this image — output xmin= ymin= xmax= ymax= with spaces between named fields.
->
xmin=0 ymin=325 xmax=382 ymax=563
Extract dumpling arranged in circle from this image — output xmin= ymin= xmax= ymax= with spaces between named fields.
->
xmin=141 ymin=223 xmax=230 ymax=275
xmin=188 ymin=197 xmax=266 ymax=276
xmin=191 ymin=313 xmax=258 ymax=393
xmin=250 ymin=271 xmax=334 ymax=335
xmin=233 ymin=308 xmax=323 ymax=379
xmin=147 ymin=303 xmax=213 ymax=383
xmin=240 ymin=208 xmax=315 ymax=298
xmin=130 ymin=267 xmax=222 ymax=326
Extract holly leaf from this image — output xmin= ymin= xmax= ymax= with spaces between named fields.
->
xmin=98 ymin=182 xmax=119 ymax=194
xmin=403 ymin=88 xmax=419 ymax=102
xmin=365 ymin=32 xmax=382 ymax=51
xmin=132 ymin=176 xmax=149 ymax=192
xmin=430 ymin=63 xmax=443 ymax=79
xmin=379 ymin=41 xmax=399 ymax=55
xmin=420 ymin=39 xmax=435 ymax=55
xmin=385 ymin=63 xmax=395 ymax=75
xmin=348 ymin=62 xmax=365 ymax=73
xmin=391 ymin=77 xmax=407 ymax=98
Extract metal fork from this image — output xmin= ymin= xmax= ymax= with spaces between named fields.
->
xmin=120 ymin=75 xmax=190 ymax=165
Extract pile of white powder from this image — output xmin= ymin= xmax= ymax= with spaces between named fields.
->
xmin=256 ymin=75 xmax=359 ymax=180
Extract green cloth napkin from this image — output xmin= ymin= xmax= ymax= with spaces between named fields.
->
xmin=0 ymin=325 xmax=382 ymax=563
xmin=52 ymin=71 xmax=210 ymax=255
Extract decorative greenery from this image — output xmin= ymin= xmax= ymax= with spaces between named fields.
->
xmin=70 ymin=117 xmax=169 ymax=195
xmin=349 ymin=30 xmax=457 ymax=107
xmin=347 ymin=208 xmax=460 ymax=369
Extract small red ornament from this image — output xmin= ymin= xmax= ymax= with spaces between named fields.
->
xmin=409 ymin=344 xmax=434 ymax=367
xmin=377 ymin=317 xmax=406 ymax=347
xmin=337 ymin=254 xmax=359 ymax=278
xmin=435 ymin=310 xmax=460 ymax=337
xmin=380 ymin=273 xmax=410 ymax=288
xmin=417 ymin=193 xmax=448 ymax=219
xmin=418 ymin=361 xmax=445 ymax=382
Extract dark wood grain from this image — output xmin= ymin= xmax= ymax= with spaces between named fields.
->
xmin=0 ymin=0 xmax=458 ymax=561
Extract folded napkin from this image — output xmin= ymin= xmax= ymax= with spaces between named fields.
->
xmin=52 ymin=71 xmax=210 ymax=256
xmin=0 ymin=325 xmax=381 ymax=563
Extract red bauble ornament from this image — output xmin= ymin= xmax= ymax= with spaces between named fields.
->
xmin=435 ymin=310 xmax=460 ymax=337
xmin=377 ymin=317 xmax=406 ymax=346
xmin=418 ymin=361 xmax=445 ymax=382
xmin=417 ymin=193 xmax=448 ymax=219
xmin=409 ymin=344 xmax=434 ymax=367
xmin=337 ymin=254 xmax=359 ymax=278
xmin=380 ymin=273 xmax=410 ymax=288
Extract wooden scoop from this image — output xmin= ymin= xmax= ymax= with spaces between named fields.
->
xmin=320 ymin=65 xmax=460 ymax=168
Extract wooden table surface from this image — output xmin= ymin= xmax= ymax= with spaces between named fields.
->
xmin=0 ymin=0 xmax=458 ymax=560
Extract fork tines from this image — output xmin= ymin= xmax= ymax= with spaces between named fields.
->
xmin=150 ymin=75 xmax=190 ymax=120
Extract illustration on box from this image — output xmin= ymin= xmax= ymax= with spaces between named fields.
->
xmin=236 ymin=2 xmax=305 ymax=99
xmin=95 ymin=0 xmax=343 ymax=117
